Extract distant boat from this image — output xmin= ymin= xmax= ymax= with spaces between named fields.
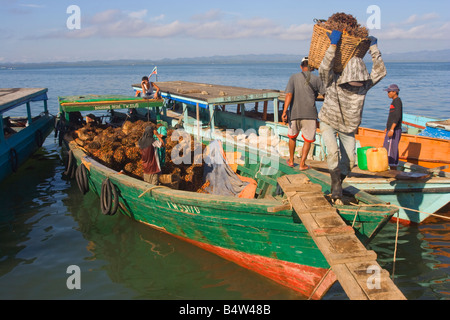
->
xmin=402 ymin=113 xmax=450 ymax=140
xmin=421 ymin=119 xmax=450 ymax=140
xmin=0 ymin=88 xmax=55 ymax=182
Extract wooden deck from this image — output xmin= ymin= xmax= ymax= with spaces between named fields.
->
xmin=277 ymin=174 xmax=406 ymax=300
xmin=134 ymin=81 xmax=280 ymax=106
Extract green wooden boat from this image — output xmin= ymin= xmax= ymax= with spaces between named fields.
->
xmin=58 ymin=94 xmax=397 ymax=300
xmin=0 ymin=88 xmax=55 ymax=183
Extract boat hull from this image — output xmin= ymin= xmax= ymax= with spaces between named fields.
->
xmin=0 ymin=114 xmax=55 ymax=182
xmin=356 ymin=127 xmax=450 ymax=172
xmin=343 ymin=178 xmax=450 ymax=224
xmin=66 ymin=141 xmax=393 ymax=299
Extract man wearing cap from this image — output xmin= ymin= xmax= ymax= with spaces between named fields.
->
xmin=318 ymin=31 xmax=386 ymax=203
xmin=383 ymin=84 xmax=403 ymax=170
xmin=282 ymin=56 xmax=325 ymax=170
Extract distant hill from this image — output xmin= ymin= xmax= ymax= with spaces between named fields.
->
xmin=1 ymin=50 xmax=449 ymax=69
xmin=380 ymin=49 xmax=450 ymax=62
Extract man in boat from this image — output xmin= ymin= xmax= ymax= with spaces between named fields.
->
xmin=86 ymin=113 xmax=101 ymax=126
xmin=138 ymin=123 xmax=165 ymax=185
xmin=383 ymin=84 xmax=403 ymax=170
xmin=318 ymin=31 xmax=386 ymax=203
xmin=282 ymin=56 xmax=325 ymax=170
xmin=141 ymin=76 xmax=161 ymax=99
xmin=68 ymin=111 xmax=84 ymax=129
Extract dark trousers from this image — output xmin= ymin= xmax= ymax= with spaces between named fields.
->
xmin=383 ymin=127 xmax=402 ymax=167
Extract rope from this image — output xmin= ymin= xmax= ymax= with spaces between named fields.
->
xmin=349 ymin=202 xmax=450 ymax=221
xmin=138 ymin=185 xmax=168 ymax=198
xmin=392 ymin=210 xmax=400 ymax=280
xmin=349 ymin=202 xmax=450 ymax=281
xmin=351 ymin=206 xmax=360 ymax=227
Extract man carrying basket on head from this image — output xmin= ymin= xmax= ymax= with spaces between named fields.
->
xmin=318 ymin=30 xmax=387 ymax=204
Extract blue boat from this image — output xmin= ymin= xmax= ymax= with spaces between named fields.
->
xmin=0 ymin=88 xmax=55 ymax=182
xmin=421 ymin=119 xmax=450 ymax=140
xmin=402 ymin=113 xmax=450 ymax=140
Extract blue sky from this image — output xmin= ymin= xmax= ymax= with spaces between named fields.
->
xmin=1 ymin=0 xmax=449 ymax=63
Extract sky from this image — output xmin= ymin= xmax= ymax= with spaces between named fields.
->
xmin=1 ymin=0 xmax=450 ymax=63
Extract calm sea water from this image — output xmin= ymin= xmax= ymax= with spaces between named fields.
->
xmin=0 ymin=62 xmax=449 ymax=302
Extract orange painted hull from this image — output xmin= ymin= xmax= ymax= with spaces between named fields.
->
xmin=356 ymin=127 xmax=450 ymax=172
xmin=166 ymin=229 xmax=337 ymax=300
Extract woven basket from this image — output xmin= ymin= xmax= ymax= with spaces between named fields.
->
xmin=308 ymin=24 xmax=371 ymax=73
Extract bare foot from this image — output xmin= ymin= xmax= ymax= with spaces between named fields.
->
xmin=287 ymin=160 xmax=295 ymax=168
xmin=299 ymin=165 xmax=310 ymax=171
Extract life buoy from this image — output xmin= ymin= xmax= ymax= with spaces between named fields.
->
xmin=100 ymin=178 xmax=119 ymax=216
xmin=35 ymin=129 xmax=44 ymax=148
xmin=64 ymin=150 xmax=76 ymax=179
xmin=75 ymin=163 xmax=89 ymax=195
xmin=9 ymin=148 xmax=18 ymax=173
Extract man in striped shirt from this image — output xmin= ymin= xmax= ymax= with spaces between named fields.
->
xmin=319 ymin=30 xmax=387 ymax=203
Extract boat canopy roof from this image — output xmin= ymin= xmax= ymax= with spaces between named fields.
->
xmin=58 ymin=94 xmax=164 ymax=113
xmin=0 ymin=88 xmax=48 ymax=114
xmin=132 ymin=81 xmax=281 ymax=109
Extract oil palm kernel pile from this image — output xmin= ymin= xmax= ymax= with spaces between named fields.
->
xmin=316 ymin=12 xmax=369 ymax=38
xmin=72 ymin=120 xmax=206 ymax=191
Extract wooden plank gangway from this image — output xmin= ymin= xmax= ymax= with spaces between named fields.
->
xmin=277 ymin=174 xmax=406 ymax=300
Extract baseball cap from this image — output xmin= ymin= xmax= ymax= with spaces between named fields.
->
xmin=384 ymin=84 xmax=400 ymax=92
xmin=301 ymin=56 xmax=309 ymax=63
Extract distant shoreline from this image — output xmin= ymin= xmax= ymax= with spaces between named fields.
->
xmin=1 ymin=50 xmax=449 ymax=69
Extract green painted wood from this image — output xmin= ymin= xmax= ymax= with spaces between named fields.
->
xmin=70 ymin=135 xmax=394 ymax=272
xmin=58 ymin=96 xmax=163 ymax=113
xmin=58 ymin=94 xmax=145 ymax=103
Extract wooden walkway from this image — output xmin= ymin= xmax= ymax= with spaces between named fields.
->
xmin=277 ymin=174 xmax=406 ymax=300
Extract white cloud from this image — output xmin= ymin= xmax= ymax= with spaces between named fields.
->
xmin=128 ymin=9 xmax=148 ymax=20
xmin=403 ymin=13 xmax=440 ymax=25
xmin=191 ymin=9 xmax=223 ymax=21
xmin=19 ymin=3 xmax=44 ymax=8
xmin=90 ymin=9 xmax=122 ymax=24
xmin=151 ymin=14 xmax=165 ymax=22
xmin=33 ymin=8 xmax=450 ymax=45
xmin=52 ymin=8 xmax=314 ymax=41
xmin=374 ymin=12 xmax=450 ymax=41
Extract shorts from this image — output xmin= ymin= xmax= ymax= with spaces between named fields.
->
xmin=288 ymin=119 xmax=317 ymax=142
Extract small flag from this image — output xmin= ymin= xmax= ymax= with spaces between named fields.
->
xmin=149 ymin=66 xmax=157 ymax=78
